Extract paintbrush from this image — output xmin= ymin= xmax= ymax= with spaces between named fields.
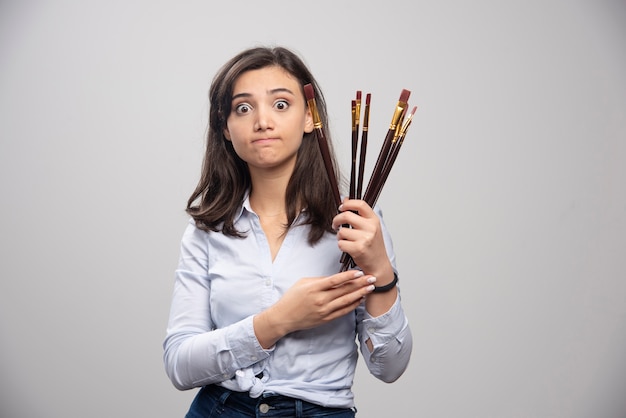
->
xmin=356 ymin=93 xmax=371 ymax=200
xmin=350 ymin=91 xmax=362 ymax=199
xmin=362 ymin=89 xmax=410 ymax=205
xmin=305 ymin=83 xmax=354 ymax=270
xmin=368 ymin=105 xmax=417 ymax=207
xmin=303 ymin=83 xmax=341 ymax=208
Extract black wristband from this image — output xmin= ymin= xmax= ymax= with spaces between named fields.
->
xmin=372 ymin=272 xmax=399 ymax=293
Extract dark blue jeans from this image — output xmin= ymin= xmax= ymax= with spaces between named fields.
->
xmin=185 ymin=384 xmax=357 ymax=417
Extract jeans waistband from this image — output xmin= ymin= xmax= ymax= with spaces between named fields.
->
xmin=201 ymin=384 xmax=356 ymax=417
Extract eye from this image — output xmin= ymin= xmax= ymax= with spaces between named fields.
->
xmin=234 ymin=103 xmax=252 ymax=114
xmin=274 ymin=100 xmax=289 ymax=111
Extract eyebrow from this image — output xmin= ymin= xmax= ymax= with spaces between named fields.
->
xmin=231 ymin=87 xmax=296 ymax=101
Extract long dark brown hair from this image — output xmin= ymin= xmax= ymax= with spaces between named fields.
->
xmin=186 ymin=46 xmax=340 ymax=244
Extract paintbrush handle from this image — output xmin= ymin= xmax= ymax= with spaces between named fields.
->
xmin=362 ymin=129 xmax=395 ymax=205
xmin=304 ymin=83 xmax=342 ymax=208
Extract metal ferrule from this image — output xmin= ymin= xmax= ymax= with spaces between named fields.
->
xmin=389 ymin=101 xmax=408 ymax=134
xmin=396 ymin=110 xmax=415 ymax=142
xmin=362 ymin=105 xmax=370 ymax=131
xmin=307 ymin=98 xmax=323 ymax=129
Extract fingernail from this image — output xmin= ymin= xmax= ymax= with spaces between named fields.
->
xmin=367 ymin=276 xmax=377 ymax=284
xmin=353 ymin=270 xmax=364 ymax=278
xmin=338 ymin=204 xmax=343 ymax=211
xmin=367 ymin=285 xmax=375 ymax=292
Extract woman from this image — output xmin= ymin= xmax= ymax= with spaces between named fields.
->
xmin=164 ymin=46 xmax=412 ymax=417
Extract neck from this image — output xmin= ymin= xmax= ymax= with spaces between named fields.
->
xmin=248 ymin=168 xmax=291 ymax=217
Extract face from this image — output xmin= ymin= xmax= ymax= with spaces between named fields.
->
xmin=223 ymin=66 xmax=314 ymax=175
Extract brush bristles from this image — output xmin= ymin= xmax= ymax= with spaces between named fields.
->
xmin=399 ymin=89 xmax=410 ymax=103
xmin=303 ymin=83 xmax=315 ymax=101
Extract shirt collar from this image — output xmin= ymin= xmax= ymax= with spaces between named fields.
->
xmin=236 ymin=190 xmax=308 ymax=226
xmin=234 ymin=190 xmax=252 ymax=223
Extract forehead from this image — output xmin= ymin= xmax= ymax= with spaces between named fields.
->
xmin=232 ymin=66 xmax=301 ymax=95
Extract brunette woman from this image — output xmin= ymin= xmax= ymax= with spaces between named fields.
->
xmin=164 ymin=46 xmax=412 ymax=417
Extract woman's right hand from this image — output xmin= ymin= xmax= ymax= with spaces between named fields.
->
xmin=253 ymin=270 xmax=376 ymax=349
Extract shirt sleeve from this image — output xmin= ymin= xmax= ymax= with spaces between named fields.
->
xmin=354 ymin=204 xmax=413 ymax=382
xmin=163 ymin=221 xmax=271 ymax=391
xmin=357 ymin=289 xmax=413 ymax=383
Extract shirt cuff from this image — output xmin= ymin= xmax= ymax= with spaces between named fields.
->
xmin=362 ymin=293 xmax=408 ymax=348
xmin=228 ymin=315 xmax=273 ymax=369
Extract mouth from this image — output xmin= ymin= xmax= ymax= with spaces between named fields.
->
xmin=252 ymin=137 xmax=279 ymax=144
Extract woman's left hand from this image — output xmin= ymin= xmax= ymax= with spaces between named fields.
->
xmin=332 ymin=199 xmax=393 ymax=279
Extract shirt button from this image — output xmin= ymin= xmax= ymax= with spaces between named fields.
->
xmin=259 ymin=403 xmax=270 ymax=413
xmin=250 ymin=355 xmax=257 ymax=361
xmin=368 ymin=327 xmax=376 ymax=333
xmin=265 ymin=279 xmax=272 ymax=286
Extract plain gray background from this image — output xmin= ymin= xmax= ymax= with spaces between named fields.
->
xmin=1 ymin=1 xmax=625 ymax=417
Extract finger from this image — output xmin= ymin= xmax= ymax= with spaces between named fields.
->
xmin=336 ymin=224 xmax=375 ymax=243
xmin=332 ymin=211 xmax=372 ymax=231
xmin=337 ymin=238 xmax=364 ymax=258
xmin=338 ymin=199 xmax=375 ymax=217
xmin=328 ymin=275 xmax=377 ymax=303
xmin=325 ymin=280 xmax=375 ymax=318
xmin=332 ymin=211 xmax=355 ymax=230
xmin=333 ymin=202 xmax=378 ymax=231
xmin=326 ymin=269 xmax=365 ymax=288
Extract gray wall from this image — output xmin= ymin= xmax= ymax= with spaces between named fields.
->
xmin=1 ymin=1 xmax=625 ymax=417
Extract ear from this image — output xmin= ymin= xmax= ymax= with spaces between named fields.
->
xmin=223 ymin=127 xmax=231 ymax=141
xmin=304 ymin=109 xmax=314 ymax=133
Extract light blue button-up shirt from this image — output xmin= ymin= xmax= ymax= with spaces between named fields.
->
xmin=163 ymin=196 xmax=412 ymax=408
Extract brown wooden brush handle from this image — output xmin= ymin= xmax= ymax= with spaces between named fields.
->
xmin=314 ymin=127 xmax=341 ymax=207
xmin=356 ymin=93 xmax=371 ymax=200
xmin=304 ymin=84 xmax=342 ymax=208
xmin=356 ymin=129 xmax=368 ymax=200
xmin=362 ymin=129 xmax=395 ymax=205
xmin=350 ymin=127 xmax=358 ymax=199
xmin=370 ymin=137 xmax=402 ymax=207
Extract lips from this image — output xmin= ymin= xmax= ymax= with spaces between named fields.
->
xmin=252 ymin=137 xmax=279 ymax=144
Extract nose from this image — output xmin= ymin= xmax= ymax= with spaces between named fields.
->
xmin=254 ymin=106 xmax=273 ymax=131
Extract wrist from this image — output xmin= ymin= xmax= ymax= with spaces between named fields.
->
xmin=254 ymin=308 xmax=288 ymax=349
xmin=372 ymin=272 xmax=398 ymax=293
xmin=363 ymin=263 xmax=395 ymax=289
